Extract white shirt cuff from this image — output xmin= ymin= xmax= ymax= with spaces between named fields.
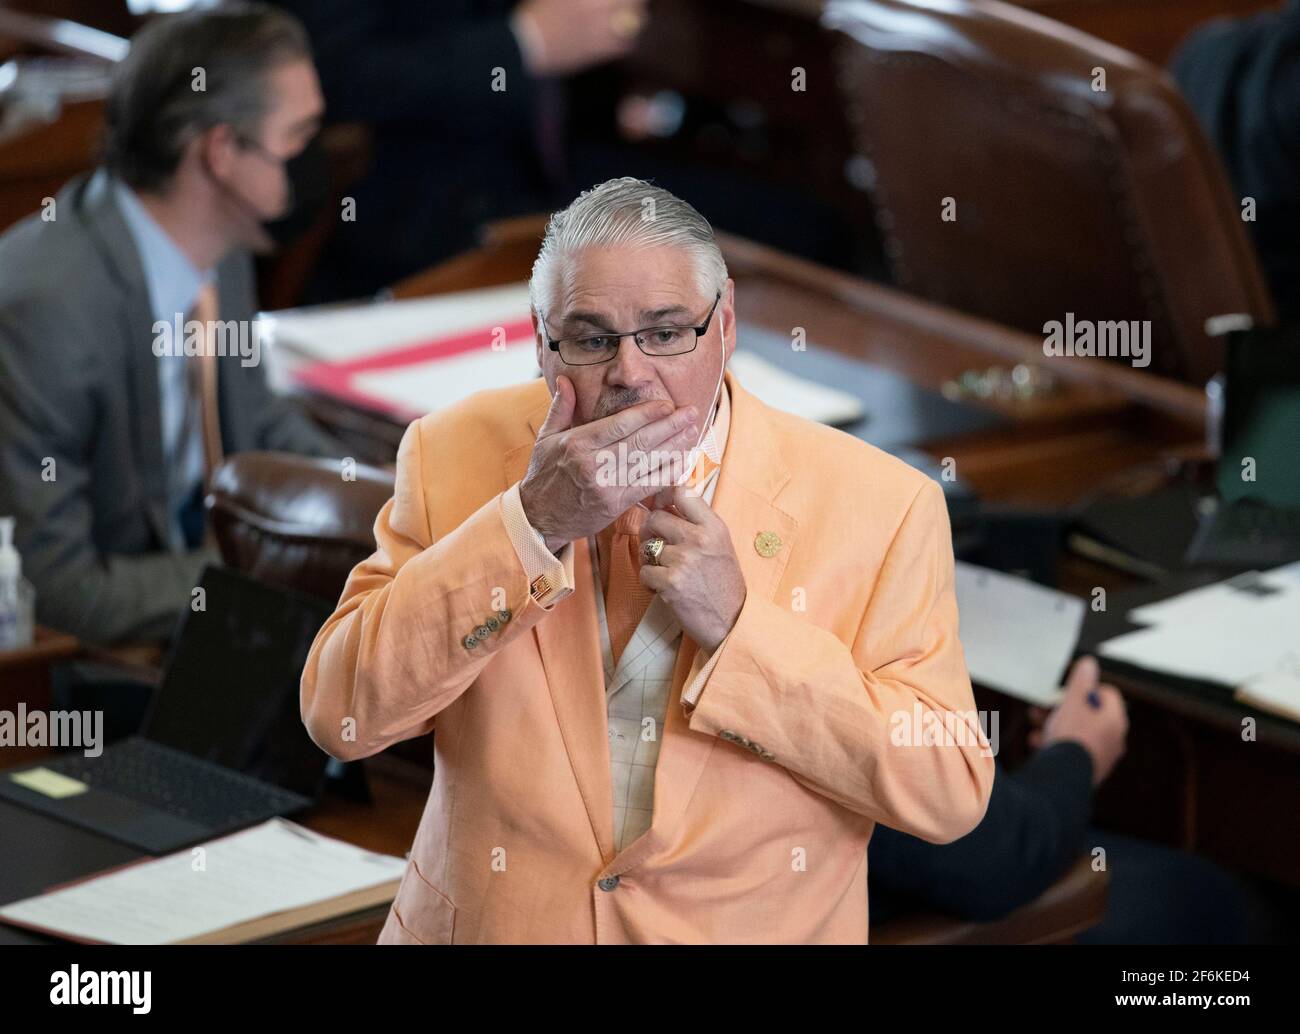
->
xmin=682 ymin=634 xmax=728 ymax=711
xmin=501 ymin=481 xmax=574 ymax=608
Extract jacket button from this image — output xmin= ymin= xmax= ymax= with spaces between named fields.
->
xmin=747 ymin=741 xmax=764 ymax=755
xmin=720 ymin=730 xmax=737 ymax=741
xmin=760 ymin=750 xmax=776 ymax=762
xmin=597 ymin=876 xmax=620 ymax=891
xmin=463 ymin=634 xmax=478 ymax=650
xmin=497 ymin=608 xmax=512 ymax=624
xmin=475 ymin=624 xmax=491 ymax=640
xmin=486 ymin=616 xmax=500 ymax=632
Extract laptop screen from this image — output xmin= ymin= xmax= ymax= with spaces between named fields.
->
xmin=144 ymin=565 xmax=335 ymax=798
xmin=1221 ymin=324 xmax=1300 ymax=509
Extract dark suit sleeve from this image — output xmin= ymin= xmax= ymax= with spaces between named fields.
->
xmin=868 ymin=741 xmax=1095 ymax=922
xmin=278 ymin=0 xmax=540 ymax=135
xmin=0 ymin=308 xmax=216 ymax=646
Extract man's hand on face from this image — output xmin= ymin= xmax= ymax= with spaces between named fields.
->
xmin=518 ymin=375 xmax=700 ymax=553
xmin=637 ymin=486 xmax=747 ymax=654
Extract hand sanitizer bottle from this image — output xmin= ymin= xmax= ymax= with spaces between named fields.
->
xmin=0 ymin=517 xmax=35 ymax=650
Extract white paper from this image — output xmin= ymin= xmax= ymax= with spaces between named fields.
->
xmin=1100 ymin=563 xmax=1300 ymax=687
xmin=263 ymin=282 xmax=535 ymax=363
xmin=1127 ymin=562 xmax=1300 ymax=626
xmin=0 ymin=818 xmax=406 ymax=945
xmin=350 ymin=340 xmax=538 ymax=418
xmin=1238 ymin=662 xmax=1300 ymax=720
xmin=726 ymin=351 xmax=864 ymax=426
xmin=953 ymin=562 xmax=1085 ymax=706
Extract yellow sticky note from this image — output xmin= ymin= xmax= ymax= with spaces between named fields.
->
xmin=10 ymin=767 xmax=88 ymax=799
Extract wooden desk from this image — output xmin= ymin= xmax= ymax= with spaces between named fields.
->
xmin=0 ymin=752 xmax=427 ymax=946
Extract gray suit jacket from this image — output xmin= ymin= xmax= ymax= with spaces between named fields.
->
xmin=0 ymin=170 xmax=342 ymax=645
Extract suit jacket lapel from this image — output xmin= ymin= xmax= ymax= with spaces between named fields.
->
xmin=80 ymin=171 xmax=171 ymax=543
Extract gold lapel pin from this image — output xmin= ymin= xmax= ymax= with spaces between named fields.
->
xmin=754 ymin=531 xmax=782 ymax=558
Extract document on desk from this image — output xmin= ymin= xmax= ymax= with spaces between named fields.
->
xmin=1099 ymin=563 xmax=1300 ymax=691
xmin=0 ymin=818 xmax=406 ymax=945
xmin=1237 ymin=664 xmax=1300 ymax=723
xmin=953 ymin=562 xmax=1085 ymax=706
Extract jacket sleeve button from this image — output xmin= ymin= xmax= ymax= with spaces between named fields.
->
xmin=463 ymin=634 xmax=478 ymax=650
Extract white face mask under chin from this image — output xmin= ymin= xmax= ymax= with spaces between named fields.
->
xmin=637 ymin=331 xmax=727 ymax=511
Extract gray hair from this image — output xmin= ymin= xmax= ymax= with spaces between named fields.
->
xmin=104 ymin=3 xmax=311 ymax=192
xmin=528 ymin=177 xmax=728 ymax=317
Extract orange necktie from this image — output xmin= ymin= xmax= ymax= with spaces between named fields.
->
xmin=188 ymin=282 xmax=224 ymax=487
xmin=601 ymin=503 xmax=654 ymax=668
xmin=600 ymin=452 xmax=721 ymax=668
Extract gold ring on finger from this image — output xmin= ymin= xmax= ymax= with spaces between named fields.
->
xmin=642 ymin=536 xmax=665 ymax=566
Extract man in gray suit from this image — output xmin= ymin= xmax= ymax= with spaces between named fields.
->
xmin=0 ymin=4 xmax=342 ymax=646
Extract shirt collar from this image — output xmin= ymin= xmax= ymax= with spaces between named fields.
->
xmin=112 ymin=178 xmax=209 ymax=325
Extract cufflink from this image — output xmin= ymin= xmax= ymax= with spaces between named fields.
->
xmin=530 ymin=574 xmax=553 ymax=601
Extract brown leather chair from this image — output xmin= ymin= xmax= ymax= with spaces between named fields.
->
xmin=206 ymin=450 xmax=1108 ymax=942
xmin=824 ymin=0 xmax=1275 ymax=386
xmin=207 ymin=452 xmax=393 ymax=605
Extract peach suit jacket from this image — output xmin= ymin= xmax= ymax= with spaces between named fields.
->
xmin=300 ymin=370 xmax=994 ymax=944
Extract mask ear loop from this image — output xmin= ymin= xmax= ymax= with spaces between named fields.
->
xmin=636 ymin=321 xmax=727 ymax=514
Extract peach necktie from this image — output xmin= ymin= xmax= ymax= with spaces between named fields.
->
xmin=600 ymin=452 xmax=721 ymax=668
xmin=602 ymin=503 xmax=654 ymax=669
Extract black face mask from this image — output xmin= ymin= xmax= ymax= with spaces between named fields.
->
xmin=259 ymin=132 xmax=330 ymax=247
xmin=214 ymin=131 xmax=331 ymax=248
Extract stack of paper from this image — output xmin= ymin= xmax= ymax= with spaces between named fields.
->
xmin=0 ymin=819 xmax=406 ymax=944
xmin=1098 ymin=562 xmax=1300 ymax=721
xmin=953 ymin=562 xmax=1085 ymax=706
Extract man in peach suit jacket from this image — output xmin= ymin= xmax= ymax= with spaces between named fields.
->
xmin=301 ymin=178 xmax=994 ymax=944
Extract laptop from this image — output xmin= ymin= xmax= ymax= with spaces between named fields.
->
xmin=0 ymin=566 xmax=334 ymax=854
xmin=1186 ymin=322 xmax=1300 ymax=569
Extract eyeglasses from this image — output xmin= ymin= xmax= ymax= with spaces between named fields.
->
xmin=544 ymin=292 xmax=722 ymax=366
